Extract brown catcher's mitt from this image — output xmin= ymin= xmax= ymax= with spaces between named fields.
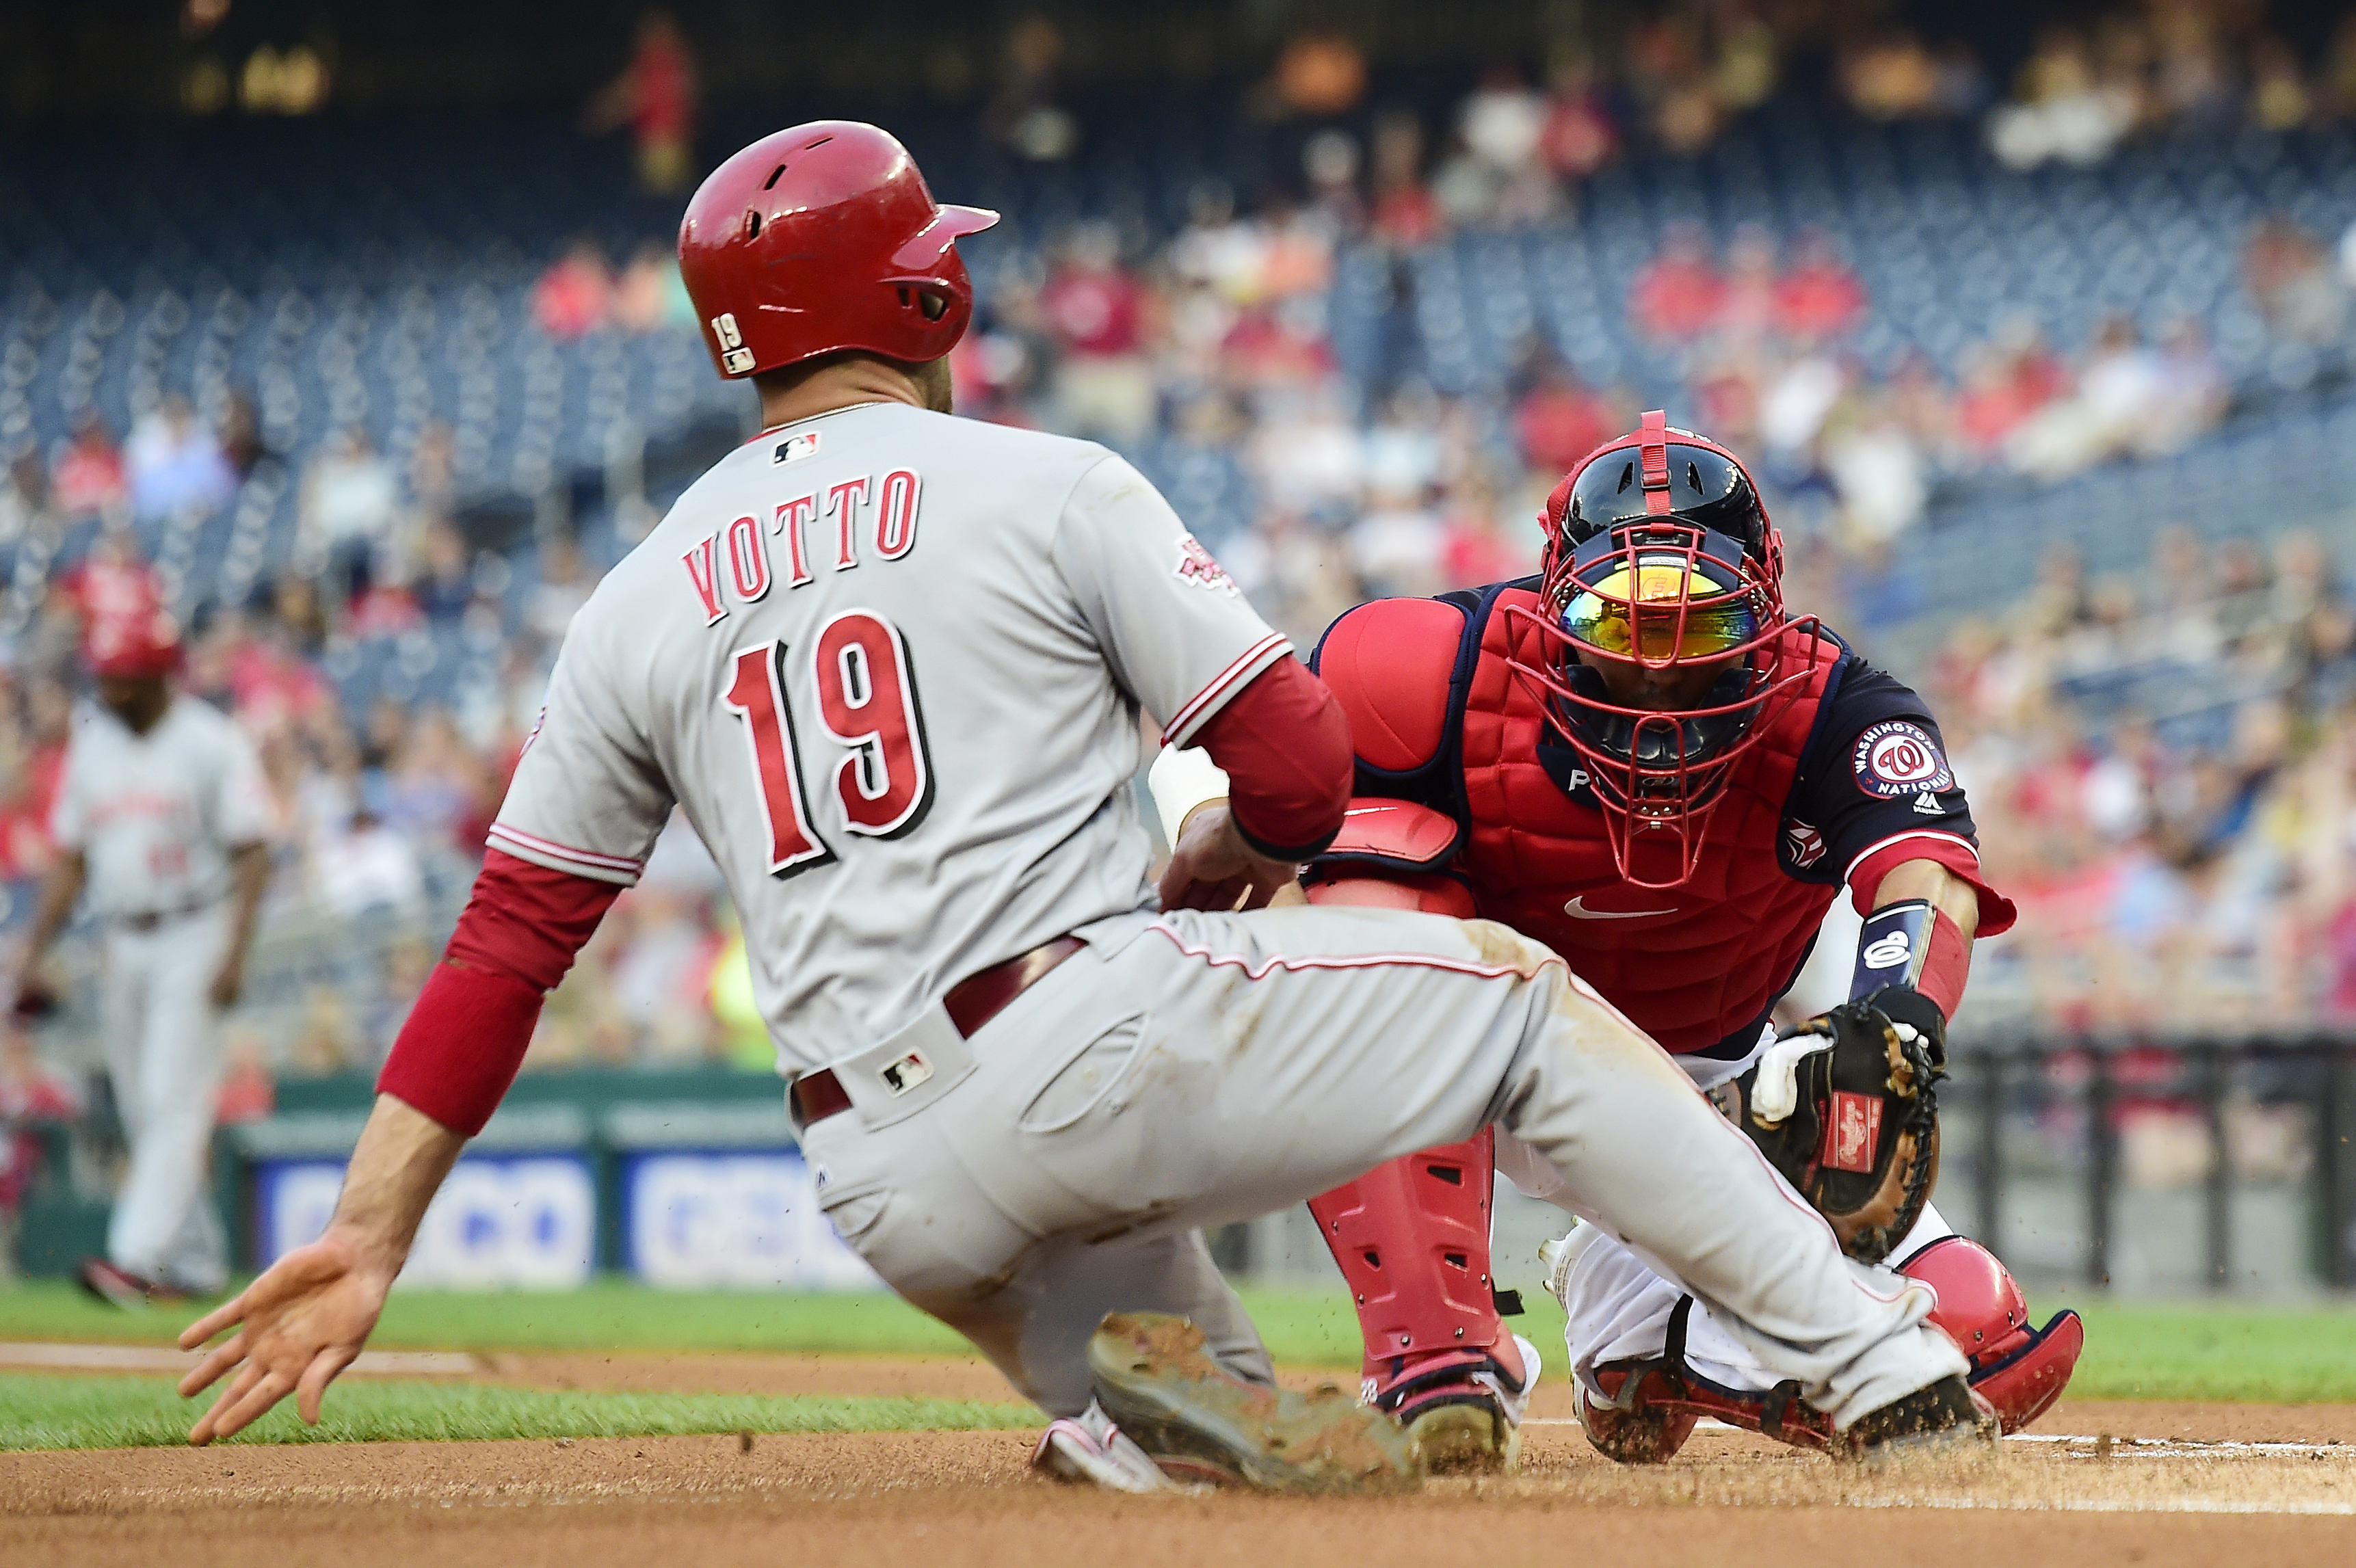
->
xmin=1726 ymin=994 xmax=1944 ymax=1264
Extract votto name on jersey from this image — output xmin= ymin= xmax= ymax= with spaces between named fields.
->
xmin=679 ymin=449 xmax=925 ymax=626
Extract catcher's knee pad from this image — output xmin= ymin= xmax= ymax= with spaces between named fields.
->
xmin=1898 ymin=1234 xmax=2082 ymax=1433
xmin=1577 ymin=1297 xmax=1834 ymax=1463
xmin=1309 ymin=1128 xmax=1509 ymax=1404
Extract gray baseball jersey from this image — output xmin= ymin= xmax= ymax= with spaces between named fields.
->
xmin=491 ymin=401 xmax=1291 ymax=1074
xmin=50 ymin=696 xmax=273 ymax=918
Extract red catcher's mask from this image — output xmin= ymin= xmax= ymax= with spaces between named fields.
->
xmin=1501 ymin=411 xmax=1823 ymax=890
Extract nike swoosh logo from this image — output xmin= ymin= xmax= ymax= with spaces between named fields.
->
xmin=1562 ymin=896 xmax=1678 ymax=920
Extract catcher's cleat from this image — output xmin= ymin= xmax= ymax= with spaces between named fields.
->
xmin=1381 ymin=1333 xmax=1541 ymax=1474
xmin=1833 ymin=1374 xmax=1999 ymax=1464
xmin=1569 ymin=1294 xmax=1841 ymax=1463
xmin=1031 ymin=1399 xmax=1192 ymax=1493
xmin=1087 ymin=1312 xmax=1422 ymax=1494
xmin=1574 ymin=1366 xmax=1702 ymax=1464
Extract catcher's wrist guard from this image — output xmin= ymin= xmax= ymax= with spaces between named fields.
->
xmin=1730 ymin=996 xmax=1943 ymax=1263
xmin=1848 ymin=899 xmax=1969 ymax=1037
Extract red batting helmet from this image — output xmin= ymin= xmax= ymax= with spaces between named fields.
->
xmin=1503 ymin=412 xmax=1821 ymax=890
xmin=678 ymin=121 xmax=1000 ymax=381
xmin=85 ymin=604 xmax=181 ymax=679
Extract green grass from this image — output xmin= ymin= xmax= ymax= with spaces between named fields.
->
xmin=7 ymin=1279 xmax=2356 ymax=1403
xmin=0 ymin=1374 xmax=1039 ymax=1451
xmin=0 ymin=1279 xmax=978 ymax=1355
xmin=0 ymin=1279 xmax=1405 ymax=1364
xmin=2062 ymin=1302 xmax=2356 ymax=1402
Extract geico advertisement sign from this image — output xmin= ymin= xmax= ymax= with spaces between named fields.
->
xmin=256 ymin=1156 xmax=596 ymax=1289
xmin=624 ymin=1152 xmax=880 ymax=1290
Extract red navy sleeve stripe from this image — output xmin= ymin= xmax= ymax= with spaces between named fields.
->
xmin=1842 ymin=829 xmax=1981 ymax=874
xmin=1161 ymin=633 xmax=1292 ymax=747
xmin=1845 ymin=829 xmax=2017 ymax=937
xmin=484 ymin=823 xmax=645 ymax=881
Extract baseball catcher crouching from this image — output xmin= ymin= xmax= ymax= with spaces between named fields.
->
xmin=1158 ymin=412 xmax=2078 ymax=1469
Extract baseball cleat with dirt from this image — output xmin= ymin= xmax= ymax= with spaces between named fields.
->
xmin=1834 ymin=1374 xmax=2000 ymax=1463
xmin=1087 ymin=1312 xmax=1422 ymax=1493
xmin=1031 ymin=1399 xmax=1193 ymax=1493
xmin=1390 ymin=1333 xmax=1541 ymax=1475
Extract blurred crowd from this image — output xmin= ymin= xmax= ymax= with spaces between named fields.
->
xmin=531 ymin=239 xmax=700 ymax=341
xmin=1925 ymin=524 xmax=2356 ymax=1035
xmin=0 ymin=424 xmax=760 ymax=1098
xmin=8 ymin=7 xmax=2356 ymax=1125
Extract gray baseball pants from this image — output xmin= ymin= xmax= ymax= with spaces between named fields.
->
xmin=98 ymin=905 xmax=233 ymax=1292
xmin=797 ymin=905 xmax=1966 ymax=1424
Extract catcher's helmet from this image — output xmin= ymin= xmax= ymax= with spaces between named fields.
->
xmin=678 ymin=121 xmax=999 ymax=381
xmin=1503 ymin=411 xmax=1818 ymax=889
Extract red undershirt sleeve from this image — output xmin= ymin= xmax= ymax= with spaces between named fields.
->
xmin=375 ymin=849 xmax=624 ymax=1137
xmin=1849 ymin=836 xmax=2018 ymax=937
xmin=1192 ymin=658 xmax=1354 ymax=861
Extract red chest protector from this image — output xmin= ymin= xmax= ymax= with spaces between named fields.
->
xmin=1455 ymin=587 xmax=1844 ymax=1054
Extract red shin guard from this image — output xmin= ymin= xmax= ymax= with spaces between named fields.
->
xmin=1309 ymin=1128 xmax=1507 ymax=1407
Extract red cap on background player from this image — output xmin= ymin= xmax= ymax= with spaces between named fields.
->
xmin=83 ymin=603 xmax=181 ymax=679
xmin=677 ymin=120 xmax=999 ymax=380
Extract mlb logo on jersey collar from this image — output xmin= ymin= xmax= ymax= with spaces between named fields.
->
xmin=771 ymin=430 xmax=821 ymax=466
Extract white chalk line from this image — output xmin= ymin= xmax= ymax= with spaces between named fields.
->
xmin=1531 ymin=1416 xmax=2348 ymax=1457
xmin=1847 ymin=1497 xmax=2356 ymax=1517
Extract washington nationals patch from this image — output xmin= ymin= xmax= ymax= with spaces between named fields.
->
xmin=1851 ymin=719 xmax=1954 ymax=799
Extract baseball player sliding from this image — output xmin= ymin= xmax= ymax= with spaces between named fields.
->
xmin=1153 ymin=416 xmax=2080 ymax=1472
xmin=175 ymin=122 xmax=1991 ymax=1490
xmin=12 ymin=600 xmax=273 ymax=1306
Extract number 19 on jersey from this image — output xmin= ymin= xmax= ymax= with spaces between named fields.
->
xmin=722 ymin=608 xmax=935 ymax=878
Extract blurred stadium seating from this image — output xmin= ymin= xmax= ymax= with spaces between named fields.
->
xmin=10 ymin=4 xmax=2356 ymax=1290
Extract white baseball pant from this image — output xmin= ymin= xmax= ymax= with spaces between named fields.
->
xmin=97 ymin=905 xmax=232 ymax=1292
xmin=1533 ymin=1027 xmax=1956 ymax=1400
xmin=798 ymin=905 xmax=1967 ymax=1422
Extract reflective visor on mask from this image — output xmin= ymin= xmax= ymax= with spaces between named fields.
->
xmin=1561 ymin=557 xmax=1758 ymax=661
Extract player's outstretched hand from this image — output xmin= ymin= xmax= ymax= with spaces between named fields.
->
xmin=176 ymin=1227 xmax=396 ymax=1445
xmin=1159 ymin=801 xmax=1299 ymax=913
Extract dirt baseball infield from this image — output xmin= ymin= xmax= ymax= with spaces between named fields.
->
xmin=3 ymin=1352 xmax=2350 ymax=1568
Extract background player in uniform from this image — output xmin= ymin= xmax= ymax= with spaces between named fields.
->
xmin=1154 ymin=414 xmax=2082 ymax=1471
xmin=11 ymin=597 xmax=273 ymax=1307
xmin=170 ymin=123 xmax=1992 ymax=1491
